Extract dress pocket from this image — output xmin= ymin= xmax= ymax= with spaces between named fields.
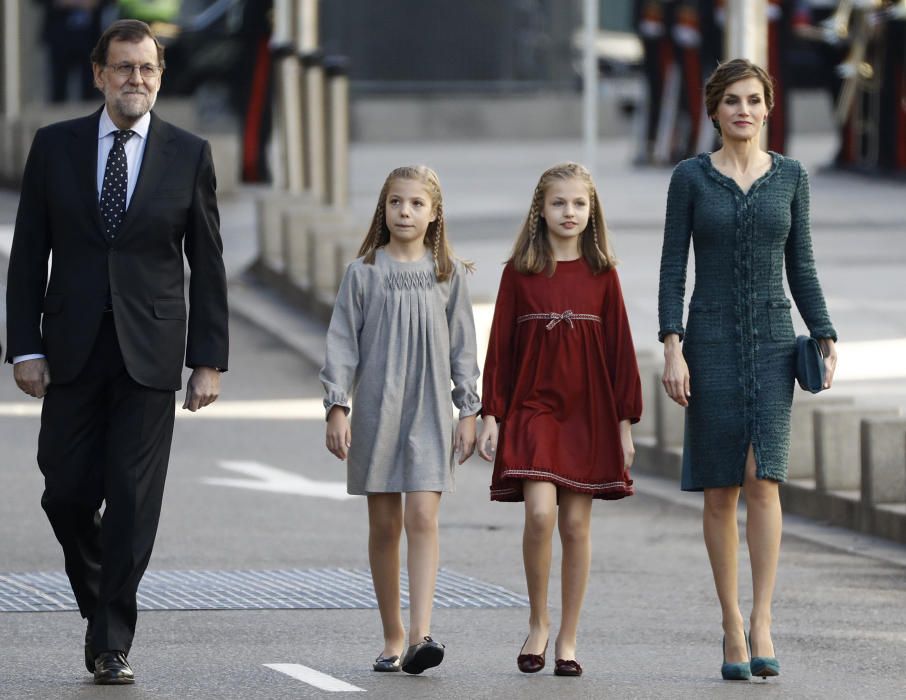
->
xmin=768 ymin=299 xmax=794 ymax=341
xmin=686 ymin=301 xmax=722 ymax=344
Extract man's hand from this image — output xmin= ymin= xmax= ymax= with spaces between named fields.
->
xmin=326 ymin=405 xmax=351 ymax=460
xmin=14 ymin=358 xmax=51 ymax=398
xmin=182 ymin=367 xmax=221 ymax=411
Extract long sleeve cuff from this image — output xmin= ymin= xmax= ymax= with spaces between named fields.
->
xmin=810 ymin=327 xmax=837 ymax=343
xmin=13 ymin=353 xmax=46 ymax=364
xmin=658 ymin=326 xmax=685 ymax=343
xmin=456 ymin=395 xmax=482 ymax=420
xmin=619 ymin=409 xmax=642 ymax=425
xmin=323 ymin=391 xmax=351 ymax=420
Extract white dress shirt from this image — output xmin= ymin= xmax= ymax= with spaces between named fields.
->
xmin=13 ymin=107 xmax=151 ymax=365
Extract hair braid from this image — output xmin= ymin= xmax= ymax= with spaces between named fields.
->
xmin=510 ymin=161 xmax=615 ymax=275
xmin=590 ymin=200 xmax=600 ymax=253
xmin=373 ymin=201 xmax=385 ymax=252
xmin=527 ymin=184 xmax=543 ymax=244
xmin=374 ymin=200 xmax=386 ymax=246
xmin=432 ymin=207 xmax=443 ymax=273
xmin=358 ymin=165 xmax=469 ymax=280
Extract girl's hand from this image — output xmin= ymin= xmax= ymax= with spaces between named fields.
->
xmin=662 ymin=334 xmax=691 ymax=407
xmin=477 ymin=416 xmax=499 ymax=462
xmin=820 ymin=338 xmax=837 ymax=390
xmin=326 ymin=405 xmax=351 ymax=460
xmin=620 ymin=419 xmax=635 ymax=475
xmin=454 ymin=414 xmax=477 ymax=464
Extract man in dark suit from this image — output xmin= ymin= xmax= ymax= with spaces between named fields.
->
xmin=5 ymin=19 xmax=228 ymax=685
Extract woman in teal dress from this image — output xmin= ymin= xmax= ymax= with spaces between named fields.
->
xmin=658 ymin=59 xmax=838 ymax=680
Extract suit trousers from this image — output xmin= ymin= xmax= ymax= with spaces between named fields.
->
xmin=37 ymin=313 xmax=175 ymax=653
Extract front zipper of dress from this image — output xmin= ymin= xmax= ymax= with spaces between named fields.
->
xmin=734 ymin=190 xmax=758 ymax=485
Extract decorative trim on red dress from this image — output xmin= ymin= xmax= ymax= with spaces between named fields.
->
xmin=516 ymin=310 xmax=602 ymax=331
xmin=495 ymin=468 xmax=632 ymax=494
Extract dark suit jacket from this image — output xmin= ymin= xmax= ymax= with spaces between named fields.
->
xmin=5 ymin=108 xmax=229 ymax=391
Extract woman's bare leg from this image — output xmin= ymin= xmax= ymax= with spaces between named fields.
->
xmin=742 ymin=446 xmax=781 ymax=659
xmin=703 ymin=483 xmax=747 ymax=663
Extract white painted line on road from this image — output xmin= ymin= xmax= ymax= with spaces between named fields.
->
xmin=264 ymin=663 xmax=365 ymax=692
xmin=204 ymin=460 xmax=355 ymax=500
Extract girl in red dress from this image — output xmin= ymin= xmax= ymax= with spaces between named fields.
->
xmin=477 ymin=162 xmax=642 ymax=677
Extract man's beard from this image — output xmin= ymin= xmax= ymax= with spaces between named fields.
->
xmin=114 ymin=90 xmax=156 ymax=120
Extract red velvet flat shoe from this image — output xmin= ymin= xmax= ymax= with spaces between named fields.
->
xmin=554 ymin=658 xmax=583 ymax=676
xmin=517 ymin=636 xmax=548 ymax=673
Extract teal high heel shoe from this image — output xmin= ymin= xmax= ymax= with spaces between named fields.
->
xmin=721 ymin=634 xmax=751 ymax=681
xmin=749 ymin=628 xmax=780 ymax=677
xmin=751 ymin=656 xmax=780 ymax=677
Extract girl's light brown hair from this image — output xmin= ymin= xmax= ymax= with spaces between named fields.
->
xmin=510 ymin=162 xmax=616 ymax=276
xmin=705 ymin=58 xmax=774 ymax=132
xmin=358 ymin=165 xmax=469 ymax=282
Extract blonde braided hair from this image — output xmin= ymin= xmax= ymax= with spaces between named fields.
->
xmin=358 ymin=166 xmax=472 ymax=281
xmin=431 ymin=205 xmax=443 ymax=274
xmin=590 ymin=198 xmax=601 ymax=253
xmin=510 ymin=162 xmax=616 ymax=275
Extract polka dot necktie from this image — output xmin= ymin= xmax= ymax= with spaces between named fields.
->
xmin=100 ymin=129 xmax=134 ymax=240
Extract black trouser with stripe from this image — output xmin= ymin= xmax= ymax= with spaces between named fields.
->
xmin=37 ymin=313 xmax=175 ymax=654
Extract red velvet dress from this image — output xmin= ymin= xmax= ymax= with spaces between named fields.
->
xmin=483 ymin=259 xmax=642 ymax=501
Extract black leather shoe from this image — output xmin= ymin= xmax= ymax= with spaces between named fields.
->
xmin=93 ymin=651 xmax=134 ymax=685
xmin=400 ymin=636 xmax=444 ymax=675
xmin=372 ymin=654 xmax=401 ymax=672
xmin=84 ymin=621 xmax=95 ymax=674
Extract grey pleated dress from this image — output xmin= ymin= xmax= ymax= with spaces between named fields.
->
xmin=320 ymin=248 xmax=481 ymax=495
xmin=658 ymin=153 xmax=837 ymax=491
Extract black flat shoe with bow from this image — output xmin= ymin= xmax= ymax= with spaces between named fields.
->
xmin=400 ymin=636 xmax=445 ymax=674
xmin=372 ymin=654 xmax=401 ymax=672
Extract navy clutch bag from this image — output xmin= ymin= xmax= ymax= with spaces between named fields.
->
xmin=795 ymin=335 xmax=825 ymax=393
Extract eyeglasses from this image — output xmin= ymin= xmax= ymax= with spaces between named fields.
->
xmin=106 ymin=63 xmax=163 ymax=78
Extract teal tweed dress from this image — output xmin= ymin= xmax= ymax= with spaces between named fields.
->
xmin=658 ymin=153 xmax=837 ymax=491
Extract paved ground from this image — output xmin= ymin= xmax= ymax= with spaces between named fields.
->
xmin=2 ymin=312 xmax=906 ymax=699
xmin=1 ymin=133 xmax=905 ymax=698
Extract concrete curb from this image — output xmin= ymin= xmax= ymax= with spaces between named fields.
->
xmin=228 ymin=273 xmax=327 ymax=370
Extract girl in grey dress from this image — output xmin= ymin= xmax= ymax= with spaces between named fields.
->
xmin=659 ymin=60 xmax=837 ymax=681
xmin=320 ymin=166 xmax=481 ymax=675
